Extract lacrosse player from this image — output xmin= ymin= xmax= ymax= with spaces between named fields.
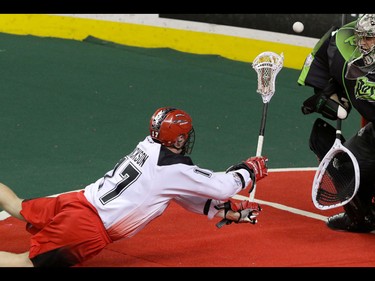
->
xmin=297 ymin=14 xmax=375 ymax=232
xmin=0 ymin=106 xmax=268 ymax=267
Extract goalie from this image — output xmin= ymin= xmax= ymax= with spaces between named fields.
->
xmin=0 ymin=106 xmax=268 ymax=267
xmin=298 ymin=14 xmax=375 ymax=233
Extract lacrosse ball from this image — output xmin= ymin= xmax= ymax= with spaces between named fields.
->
xmin=293 ymin=21 xmax=304 ymax=33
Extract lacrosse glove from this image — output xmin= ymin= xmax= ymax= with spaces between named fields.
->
xmin=226 ymin=156 xmax=268 ymax=193
xmin=215 ymin=199 xmax=262 ymax=228
xmin=301 ymin=79 xmax=351 ymax=120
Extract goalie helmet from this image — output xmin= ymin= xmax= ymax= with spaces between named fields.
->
xmin=355 ymin=14 xmax=375 ymax=64
xmin=346 ymin=14 xmax=375 ymax=79
xmin=149 ymin=107 xmax=195 ymax=155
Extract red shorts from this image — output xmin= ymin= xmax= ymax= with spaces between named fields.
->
xmin=20 ymin=190 xmax=112 ymax=267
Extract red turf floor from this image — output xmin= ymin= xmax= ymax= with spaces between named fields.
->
xmin=2 ymin=170 xmax=375 ymax=269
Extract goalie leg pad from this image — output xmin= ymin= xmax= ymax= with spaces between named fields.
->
xmin=344 ymin=122 xmax=375 ymax=184
xmin=309 ymin=118 xmax=345 ymax=161
xmin=327 ymin=194 xmax=375 ymax=233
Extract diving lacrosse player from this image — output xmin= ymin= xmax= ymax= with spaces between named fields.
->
xmin=0 ymin=106 xmax=268 ymax=267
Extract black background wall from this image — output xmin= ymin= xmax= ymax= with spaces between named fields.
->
xmin=160 ymin=14 xmax=362 ymax=39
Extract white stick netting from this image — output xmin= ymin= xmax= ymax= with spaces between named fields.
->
xmin=252 ymin=51 xmax=284 ymax=103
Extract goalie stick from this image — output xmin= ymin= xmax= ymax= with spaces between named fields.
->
xmin=311 ymin=118 xmax=360 ymax=210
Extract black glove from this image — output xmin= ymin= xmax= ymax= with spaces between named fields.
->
xmin=301 ymin=79 xmax=351 ymax=120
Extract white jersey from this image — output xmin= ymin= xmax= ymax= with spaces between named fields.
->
xmin=84 ymin=136 xmax=251 ymax=241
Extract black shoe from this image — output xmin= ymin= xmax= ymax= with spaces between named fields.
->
xmin=326 ymin=212 xmax=375 ymax=233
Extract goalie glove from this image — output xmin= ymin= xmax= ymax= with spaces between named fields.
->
xmin=226 ymin=156 xmax=268 ymax=193
xmin=301 ymin=93 xmax=349 ymax=120
xmin=214 ymin=200 xmax=262 ymax=228
xmin=301 ymin=79 xmax=351 ymax=120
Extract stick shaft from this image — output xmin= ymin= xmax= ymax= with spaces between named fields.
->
xmin=256 ymin=135 xmax=264 ymax=157
xmin=249 ymin=102 xmax=269 ymax=201
xmin=258 ymin=102 xmax=269 ymax=138
xmin=256 ymin=102 xmax=269 ymax=155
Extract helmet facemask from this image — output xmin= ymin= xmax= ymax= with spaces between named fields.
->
xmin=346 ymin=14 xmax=375 ymax=79
xmin=180 ymin=128 xmax=195 ymax=155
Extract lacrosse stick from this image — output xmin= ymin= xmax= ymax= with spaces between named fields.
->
xmin=312 ymin=118 xmax=360 ymax=210
xmin=249 ymin=51 xmax=284 ymax=201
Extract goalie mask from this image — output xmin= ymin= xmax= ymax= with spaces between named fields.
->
xmin=149 ymin=107 xmax=195 ymax=155
xmin=346 ymin=14 xmax=375 ymax=79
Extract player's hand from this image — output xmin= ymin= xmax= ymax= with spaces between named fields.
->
xmin=301 ymin=79 xmax=351 ymax=120
xmin=215 ymin=200 xmax=262 ymax=228
xmin=242 ymin=156 xmax=268 ymax=182
xmin=226 ymin=156 xmax=268 ymax=192
xmin=229 ymin=200 xmax=262 ymax=224
xmin=302 ymin=92 xmax=349 ymax=120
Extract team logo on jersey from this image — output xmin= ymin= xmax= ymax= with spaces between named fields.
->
xmin=354 ymin=77 xmax=375 ymax=101
xmin=343 ymin=35 xmax=356 ymax=47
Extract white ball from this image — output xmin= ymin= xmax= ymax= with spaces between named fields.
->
xmin=293 ymin=21 xmax=304 ymax=33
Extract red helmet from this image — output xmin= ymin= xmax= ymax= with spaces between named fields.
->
xmin=149 ymin=107 xmax=195 ymax=154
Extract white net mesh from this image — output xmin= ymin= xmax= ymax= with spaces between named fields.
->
xmin=252 ymin=51 xmax=284 ymax=103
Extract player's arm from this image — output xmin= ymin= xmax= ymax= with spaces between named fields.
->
xmin=226 ymin=156 xmax=268 ymax=193
xmin=174 ymin=195 xmax=262 ymax=228
xmin=209 ymin=156 xmax=267 ymax=228
xmin=171 ymin=155 xmax=268 ymax=202
xmin=172 ymin=156 xmax=267 ymax=223
xmin=174 ymin=155 xmax=267 ymax=226
xmin=301 ymin=78 xmax=351 ymax=120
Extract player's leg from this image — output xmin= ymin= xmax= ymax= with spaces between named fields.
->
xmin=0 ymin=182 xmax=24 ymax=220
xmin=24 ymin=192 xmax=111 ymax=267
xmin=0 ymin=183 xmax=32 ymax=266
xmin=308 ymin=118 xmax=341 ymax=161
xmin=327 ymin=123 xmax=375 ymax=232
xmin=327 ymin=194 xmax=375 ymax=232
xmin=0 ymin=251 xmax=33 ymax=267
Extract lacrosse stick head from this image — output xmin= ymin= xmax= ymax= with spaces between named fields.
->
xmin=252 ymin=51 xmax=284 ymax=103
